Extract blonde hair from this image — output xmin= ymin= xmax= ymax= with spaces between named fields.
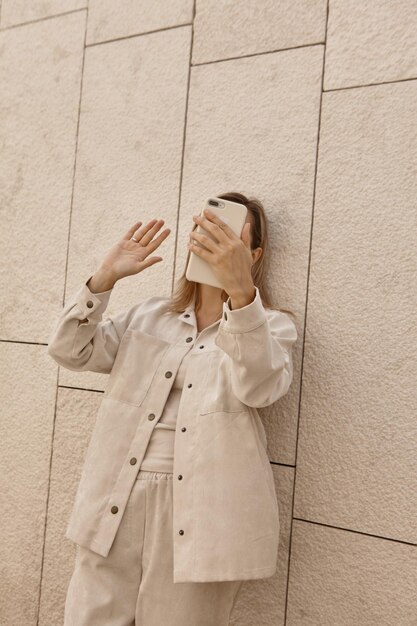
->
xmin=163 ymin=191 xmax=295 ymax=320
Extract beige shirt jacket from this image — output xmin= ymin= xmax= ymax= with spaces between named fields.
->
xmin=47 ymin=276 xmax=298 ymax=583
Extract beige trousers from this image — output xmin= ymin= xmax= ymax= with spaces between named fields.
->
xmin=64 ymin=470 xmax=243 ymax=626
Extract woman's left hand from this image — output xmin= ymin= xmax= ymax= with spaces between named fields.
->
xmin=188 ymin=208 xmax=256 ymax=308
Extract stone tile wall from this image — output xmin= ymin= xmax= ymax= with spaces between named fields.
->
xmin=0 ymin=1 xmax=415 ymax=624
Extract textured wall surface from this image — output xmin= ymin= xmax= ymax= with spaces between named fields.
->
xmin=0 ymin=1 xmax=416 ymax=624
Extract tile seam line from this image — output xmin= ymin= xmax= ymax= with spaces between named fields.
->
xmin=85 ymin=22 xmax=193 ymax=47
xmin=35 ymin=6 xmax=89 ymax=626
xmin=270 ymin=461 xmax=295 ymax=468
xmin=170 ymin=0 xmax=196 ymax=296
xmin=35 ymin=363 xmax=60 ymax=626
xmin=283 ymin=0 xmax=330 ymax=622
xmin=0 ymin=11 xmax=190 ymax=36
xmin=324 ymin=75 xmax=417 ymax=92
xmin=58 ymin=385 xmax=104 ymax=393
xmin=0 ymin=7 xmax=85 ymax=31
xmin=1 ymin=339 xmax=49 ymax=345
xmin=191 ymin=41 xmax=325 ymax=66
xmin=293 ymin=517 xmax=417 ymax=547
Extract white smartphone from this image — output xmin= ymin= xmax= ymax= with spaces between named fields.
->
xmin=185 ymin=196 xmax=248 ymax=289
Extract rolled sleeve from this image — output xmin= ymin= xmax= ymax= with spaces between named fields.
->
xmin=215 ymin=286 xmax=297 ymax=408
xmin=220 ymin=286 xmax=267 ymax=333
xmin=75 ymin=276 xmax=114 ymax=323
xmin=47 ymin=275 xmax=136 ymax=374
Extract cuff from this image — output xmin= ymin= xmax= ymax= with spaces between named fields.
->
xmin=75 ymin=275 xmax=114 ymax=321
xmin=220 ymin=285 xmax=267 ymax=333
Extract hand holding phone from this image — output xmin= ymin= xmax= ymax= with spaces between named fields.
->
xmin=185 ymin=197 xmax=247 ymax=289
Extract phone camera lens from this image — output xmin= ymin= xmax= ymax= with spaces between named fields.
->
xmin=209 ymin=200 xmax=219 ymax=207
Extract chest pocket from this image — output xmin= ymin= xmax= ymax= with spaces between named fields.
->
xmin=104 ymin=327 xmax=171 ymax=406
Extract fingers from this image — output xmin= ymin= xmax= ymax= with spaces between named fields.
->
xmin=140 ymin=220 xmax=171 ymax=248
xmin=140 ymin=255 xmax=163 ymax=269
xmin=122 ymin=221 xmax=143 ymax=240
xmin=192 ymin=210 xmax=231 ymax=243
xmin=123 ymin=218 xmax=171 ymax=253
xmin=133 ymin=219 xmax=160 ymax=246
xmin=146 ymin=226 xmax=171 ymax=252
xmin=189 ymin=229 xmax=217 ymax=252
xmin=128 ymin=218 xmax=166 ymax=245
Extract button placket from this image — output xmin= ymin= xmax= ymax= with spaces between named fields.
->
xmin=167 ymin=325 xmax=208 ymax=545
xmin=174 ymin=334 xmax=200 ymax=541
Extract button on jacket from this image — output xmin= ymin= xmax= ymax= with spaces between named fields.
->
xmin=47 ymin=276 xmax=298 ymax=583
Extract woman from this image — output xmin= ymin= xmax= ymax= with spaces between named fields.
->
xmin=48 ymin=191 xmax=297 ymax=625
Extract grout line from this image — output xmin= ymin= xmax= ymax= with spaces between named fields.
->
xmin=170 ymin=0 xmax=197 ymax=295
xmin=322 ymin=0 xmax=330 ymax=89
xmin=191 ymin=40 xmax=325 ymax=66
xmin=60 ymin=22 xmax=89 ymax=312
xmin=283 ymin=2 xmax=330 ymax=623
xmin=35 ymin=8 xmax=90 ymax=626
xmin=270 ymin=460 xmax=295 ymax=468
xmin=85 ymin=21 xmax=192 ymax=47
xmin=324 ymin=74 xmax=417 ymax=92
xmin=59 ymin=384 xmax=104 ymax=393
xmin=292 ymin=517 xmax=417 ymax=547
xmin=0 ymin=7 xmax=86 ymax=31
xmin=36 ymin=359 xmax=61 ymax=626
xmin=0 ymin=339 xmax=48 ymax=345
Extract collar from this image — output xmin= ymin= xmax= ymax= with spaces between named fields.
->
xmin=177 ymin=291 xmax=224 ymax=328
xmin=177 ymin=288 xmax=255 ymax=327
xmin=177 ymin=291 xmax=197 ymax=326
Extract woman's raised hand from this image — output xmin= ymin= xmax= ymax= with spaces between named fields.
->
xmin=94 ymin=219 xmax=171 ymax=288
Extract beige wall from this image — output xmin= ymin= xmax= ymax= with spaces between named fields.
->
xmin=0 ymin=1 xmax=416 ymax=624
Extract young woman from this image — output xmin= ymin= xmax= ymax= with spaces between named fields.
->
xmin=48 ymin=191 xmax=297 ymax=625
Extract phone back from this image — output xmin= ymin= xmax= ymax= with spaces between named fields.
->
xmin=185 ymin=197 xmax=247 ymax=289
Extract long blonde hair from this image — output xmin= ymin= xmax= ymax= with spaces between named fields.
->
xmin=163 ymin=191 xmax=295 ymax=320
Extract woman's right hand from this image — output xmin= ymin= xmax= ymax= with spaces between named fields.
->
xmin=91 ymin=219 xmax=171 ymax=290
